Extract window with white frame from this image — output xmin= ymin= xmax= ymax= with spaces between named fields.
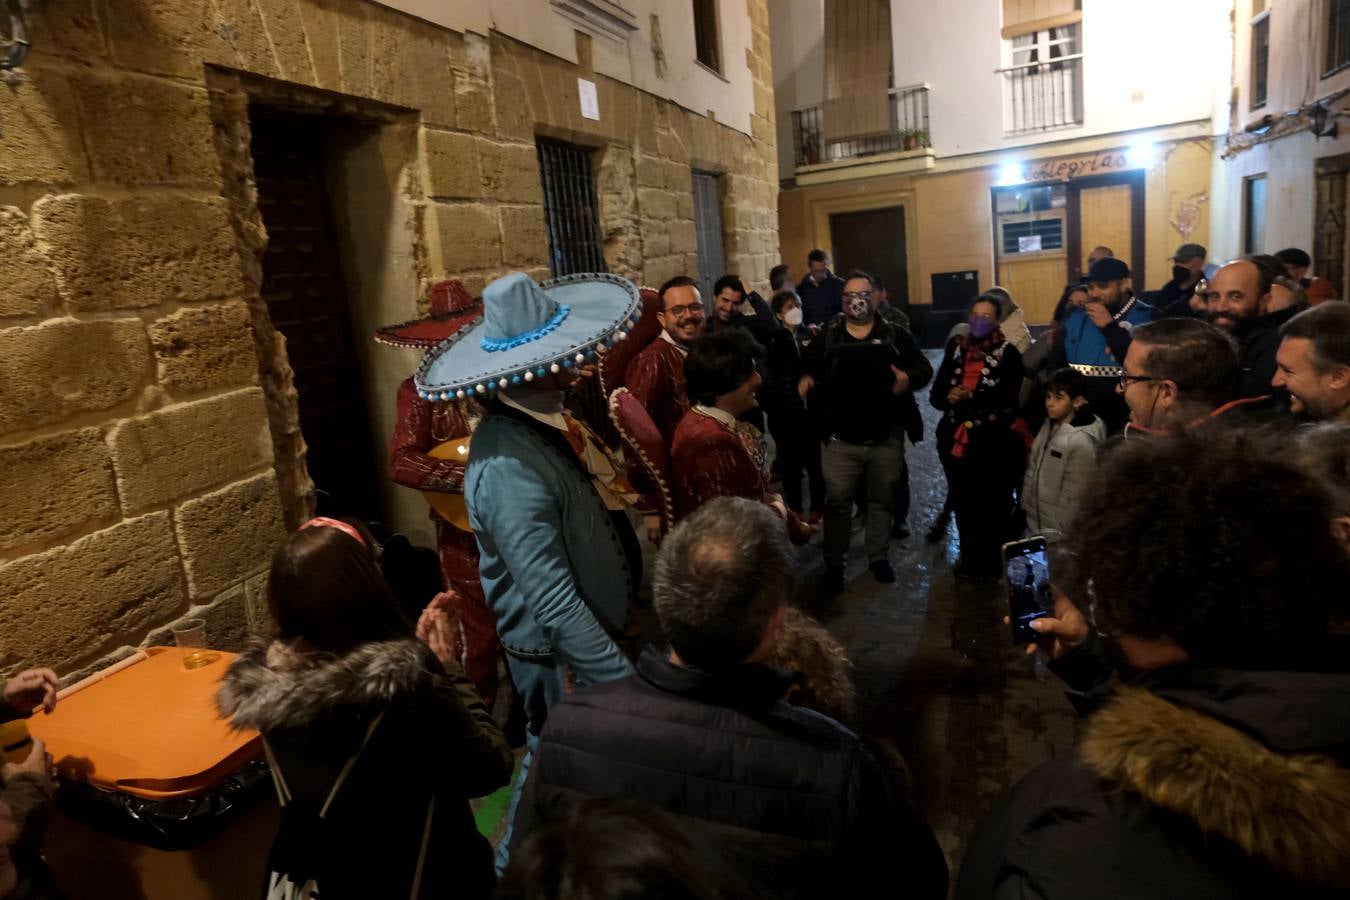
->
xmin=1001 ymin=24 xmax=1084 ymax=134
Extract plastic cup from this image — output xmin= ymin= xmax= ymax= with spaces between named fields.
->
xmin=173 ymin=619 xmax=207 ymax=649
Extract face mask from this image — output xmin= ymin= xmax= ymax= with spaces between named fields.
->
xmin=1172 ymin=265 xmax=1191 ymax=282
xmin=784 ymin=308 xmax=803 ymax=327
xmin=843 ymin=296 xmax=871 ymax=322
xmin=969 ymin=317 xmax=997 ymax=338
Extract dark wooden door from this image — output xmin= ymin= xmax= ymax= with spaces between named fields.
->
xmin=251 ymin=109 xmax=380 ymax=522
xmin=829 ymin=206 xmax=908 ymax=305
xmin=692 ymin=171 xmax=726 ymax=308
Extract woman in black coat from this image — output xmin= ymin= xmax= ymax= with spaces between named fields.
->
xmin=764 ymin=290 xmax=826 ymax=520
xmin=930 ymin=295 xmax=1026 ymax=579
xmin=218 ymin=518 xmax=513 ymax=900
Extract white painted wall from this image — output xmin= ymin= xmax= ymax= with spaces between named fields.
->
xmin=370 ymin=0 xmax=757 ymax=135
xmin=772 ymin=0 xmax=1231 ymax=175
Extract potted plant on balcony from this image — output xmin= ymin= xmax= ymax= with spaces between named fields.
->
xmin=900 ymin=128 xmax=929 ymax=151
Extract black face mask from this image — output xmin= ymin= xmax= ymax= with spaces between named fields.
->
xmin=1172 ymin=265 xmax=1192 ymax=282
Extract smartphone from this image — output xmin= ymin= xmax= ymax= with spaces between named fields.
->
xmin=1003 ymin=536 xmax=1053 ymax=644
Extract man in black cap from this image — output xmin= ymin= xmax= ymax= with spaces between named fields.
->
xmin=1149 ymin=243 xmax=1207 ymax=319
xmin=1047 ymin=257 xmax=1153 ymax=433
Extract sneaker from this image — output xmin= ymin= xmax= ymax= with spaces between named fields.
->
xmin=822 ymin=566 xmax=846 ymax=594
xmin=869 ymin=559 xmax=896 ymax=584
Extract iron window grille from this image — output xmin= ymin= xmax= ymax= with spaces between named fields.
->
xmin=1327 ymin=0 xmax=1350 ymax=75
xmin=693 ymin=0 xmax=720 ymax=72
xmin=999 ymin=25 xmax=1084 ymax=135
xmin=536 ymin=138 xmax=607 ymax=277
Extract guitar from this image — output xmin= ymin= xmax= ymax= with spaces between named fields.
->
xmin=423 ymin=437 xmax=473 ymax=532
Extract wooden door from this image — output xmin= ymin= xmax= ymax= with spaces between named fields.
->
xmin=1066 ymin=171 xmax=1145 ymax=283
xmin=829 ymin=206 xmax=908 ymax=304
xmin=998 ymin=256 xmax=1067 ymax=324
xmin=251 ymin=109 xmax=381 ymax=522
xmin=692 ymin=171 xmax=725 ymax=308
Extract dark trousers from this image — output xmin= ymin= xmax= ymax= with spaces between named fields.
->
xmin=770 ymin=416 xmax=825 ymax=515
xmin=949 ymin=452 xmax=1016 ymax=575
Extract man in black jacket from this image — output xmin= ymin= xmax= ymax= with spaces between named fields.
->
xmin=800 ymin=271 xmax=933 ymax=590
xmin=1148 ymin=242 xmax=1207 ymax=319
xmin=509 ymin=497 xmax=948 ymax=900
xmin=1200 ymin=258 xmax=1283 ymax=400
xmin=796 ymin=248 xmax=845 ymax=326
xmin=958 ymin=431 xmax=1350 ymax=900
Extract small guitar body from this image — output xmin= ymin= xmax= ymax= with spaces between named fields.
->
xmin=422 ymin=437 xmax=473 ymax=532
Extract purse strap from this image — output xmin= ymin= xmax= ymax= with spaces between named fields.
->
xmin=262 ymin=709 xmax=387 ymax=818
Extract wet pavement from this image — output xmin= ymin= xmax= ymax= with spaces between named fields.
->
xmin=788 ymin=353 xmax=1078 ymax=879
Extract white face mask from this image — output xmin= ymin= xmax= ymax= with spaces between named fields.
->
xmin=783 ymin=308 xmax=803 ymax=327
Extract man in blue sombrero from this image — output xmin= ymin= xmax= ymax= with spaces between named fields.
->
xmin=414 ymin=270 xmax=645 ymax=868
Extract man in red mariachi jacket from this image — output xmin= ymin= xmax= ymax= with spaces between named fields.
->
xmin=626 ymin=276 xmax=706 ymax=445
xmin=377 ymin=280 xmax=500 ymax=708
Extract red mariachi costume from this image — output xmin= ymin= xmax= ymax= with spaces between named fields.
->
xmin=626 ymin=335 xmax=691 ymax=447
xmin=670 ymin=406 xmax=769 ymax=521
xmin=377 ymin=281 xmax=501 ymax=709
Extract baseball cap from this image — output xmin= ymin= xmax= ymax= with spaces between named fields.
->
xmin=1170 ymin=243 xmax=1207 ymax=262
xmin=1087 ymin=257 xmax=1130 ymax=282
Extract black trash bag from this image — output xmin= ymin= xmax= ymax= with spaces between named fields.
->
xmin=56 ymin=758 xmax=272 ymax=851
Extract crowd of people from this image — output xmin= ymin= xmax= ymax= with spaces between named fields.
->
xmin=1 ymin=240 xmax=1347 ymax=899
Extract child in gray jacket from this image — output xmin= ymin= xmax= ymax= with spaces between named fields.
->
xmin=1022 ymin=369 xmax=1106 ymax=536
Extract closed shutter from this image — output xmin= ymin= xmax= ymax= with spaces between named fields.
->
xmin=822 ymin=0 xmax=893 ymax=142
xmin=1002 ymin=0 xmax=1081 ymax=39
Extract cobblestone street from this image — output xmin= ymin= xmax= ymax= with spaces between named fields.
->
xmin=793 ymin=354 xmax=1078 ymax=877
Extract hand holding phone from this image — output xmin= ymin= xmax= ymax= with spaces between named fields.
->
xmin=1003 ymin=537 xmax=1054 ymax=644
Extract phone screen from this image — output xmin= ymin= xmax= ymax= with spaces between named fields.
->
xmin=1004 ymin=537 xmax=1052 ymax=644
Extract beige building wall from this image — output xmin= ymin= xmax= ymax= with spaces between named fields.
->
xmin=779 ymin=131 xmax=1212 ymax=325
xmin=0 ymin=0 xmax=778 ymax=678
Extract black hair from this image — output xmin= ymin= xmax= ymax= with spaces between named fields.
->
xmin=1074 ymin=429 xmax=1349 ymax=668
xmin=685 ymin=329 xmax=758 ymax=406
xmin=769 ymin=264 xmax=791 ymax=290
xmin=841 ymin=269 xmax=876 ymax=289
xmin=1275 ymin=247 xmax=1312 ymax=270
xmin=659 ymin=276 xmax=700 ymax=306
xmin=268 ymin=521 xmax=414 ymax=655
xmin=1130 ymin=318 xmax=1240 ymax=406
xmin=969 ymin=294 xmax=1001 ymax=317
xmin=807 ymin=248 xmax=828 ymax=264
xmin=1052 ymin=283 xmax=1088 ymax=323
xmin=770 ymin=290 xmax=799 ymax=315
xmin=1045 ymin=367 xmax=1090 ymax=399
xmin=712 ymin=275 xmax=745 ymax=300
xmin=1280 ymin=302 xmax=1350 ymax=371
xmin=498 ymin=797 xmax=773 ymax=900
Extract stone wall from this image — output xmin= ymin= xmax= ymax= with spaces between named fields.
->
xmin=0 ymin=0 xmax=777 ymax=677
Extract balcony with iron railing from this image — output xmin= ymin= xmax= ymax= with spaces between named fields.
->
xmin=791 ymin=84 xmax=931 ymax=169
xmin=998 ymin=55 xmax=1084 ymax=135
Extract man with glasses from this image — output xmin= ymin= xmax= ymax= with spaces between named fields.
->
xmin=628 ymin=276 xmax=706 ymax=446
xmin=1115 ymin=318 xmax=1274 ymax=434
xmin=799 ymin=270 xmax=932 ymax=593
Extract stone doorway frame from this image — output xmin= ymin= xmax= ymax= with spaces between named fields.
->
xmin=206 ymin=69 xmax=426 ymax=532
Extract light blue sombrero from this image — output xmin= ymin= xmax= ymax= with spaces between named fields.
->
xmin=414 ymin=271 xmax=642 ymax=401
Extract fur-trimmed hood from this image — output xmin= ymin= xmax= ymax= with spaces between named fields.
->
xmin=217 ymin=638 xmax=439 ymax=732
xmin=1082 ymin=685 xmax=1350 ymax=891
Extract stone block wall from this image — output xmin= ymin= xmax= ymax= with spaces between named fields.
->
xmin=0 ymin=0 xmax=778 ymax=678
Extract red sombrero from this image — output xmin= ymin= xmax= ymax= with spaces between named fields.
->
xmin=374 ymin=279 xmax=484 ymax=349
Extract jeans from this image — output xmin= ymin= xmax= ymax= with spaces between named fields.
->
xmin=493 ymin=652 xmax=565 ymax=875
xmin=821 ymin=434 xmax=903 ymax=568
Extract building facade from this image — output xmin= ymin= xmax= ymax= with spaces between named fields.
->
xmin=0 ymin=0 xmax=778 ymax=677
xmin=1209 ymin=0 xmax=1350 ymax=296
xmin=772 ymin=0 xmax=1229 ymax=336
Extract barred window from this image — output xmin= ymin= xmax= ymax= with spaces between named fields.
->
xmin=1327 ymin=0 xmax=1350 ymax=75
xmin=1251 ymin=12 xmax=1270 ymax=109
xmin=536 ymin=138 xmax=607 ymax=276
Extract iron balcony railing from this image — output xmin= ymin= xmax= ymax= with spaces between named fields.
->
xmin=998 ymin=54 xmax=1084 ymax=135
xmin=791 ymin=84 xmax=931 ymax=168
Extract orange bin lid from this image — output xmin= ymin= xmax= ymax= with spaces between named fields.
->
xmin=28 ymin=647 xmax=261 ymax=800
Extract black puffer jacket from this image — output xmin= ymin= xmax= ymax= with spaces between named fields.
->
xmin=956 ymin=666 xmax=1350 ymax=899
xmin=510 ymin=648 xmax=948 ymax=899
xmin=218 ymin=639 xmax=514 ymax=900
